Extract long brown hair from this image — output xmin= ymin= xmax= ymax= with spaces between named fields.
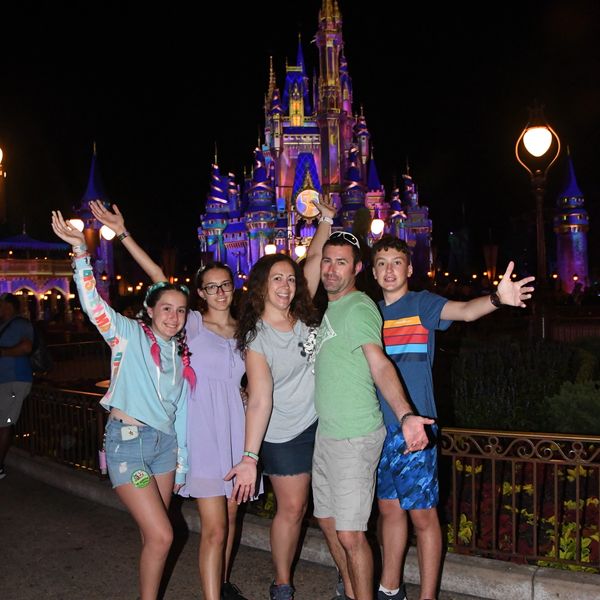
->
xmin=235 ymin=254 xmax=320 ymax=354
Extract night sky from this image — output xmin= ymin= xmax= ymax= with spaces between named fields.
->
xmin=1 ymin=1 xmax=598 ymax=275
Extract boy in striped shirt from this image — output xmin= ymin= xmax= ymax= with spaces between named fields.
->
xmin=371 ymin=236 xmax=534 ymax=600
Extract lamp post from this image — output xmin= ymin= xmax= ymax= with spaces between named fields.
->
xmin=515 ymin=105 xmax=561 ymax=285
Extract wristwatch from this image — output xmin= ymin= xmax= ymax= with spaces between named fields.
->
xmin=489 ymin=292 xmax=503 ymax=308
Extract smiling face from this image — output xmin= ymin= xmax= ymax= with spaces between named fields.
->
xmin=264 ymin=260 xmax=296 ymax=313
xmin=197 ymin=267 xmax=234 ymax=313
xmin=146 ymin=289 xmax=188 ymax=340
xmin=320 ymin=243 xmax=361 ymax=301
xmin=372 ymin=247 xmax=412 ymax=302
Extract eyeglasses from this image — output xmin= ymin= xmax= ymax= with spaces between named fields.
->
xmin=329 ymin=231 xmax=361 ymax=249
xmin=202 ymin=281 xmax=234 ymax=295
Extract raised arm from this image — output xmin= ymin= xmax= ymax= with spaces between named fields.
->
xmin=362 ymin=343 xmax=434 ymax=452
xmin=89 ymin=200 xmax=167 ymax=283
xmin=51 ymin=210 xmax=124 ymax=342
xmin=224 ymin=349 xmax=274 ymax=503
xmin=304 ymin=196 xmax=337 ymax=298
xmin=441 ymin=261 xmax=535 ymax=322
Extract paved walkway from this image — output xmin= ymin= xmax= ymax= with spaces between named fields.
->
xmin=4 ymin=452 xmax=599 ymax=600
xmin=2 ymin=463 xmax=480 ymax=600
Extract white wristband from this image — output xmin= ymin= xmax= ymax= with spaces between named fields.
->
xmin=318 ymin=216 xmax=334 ymax=226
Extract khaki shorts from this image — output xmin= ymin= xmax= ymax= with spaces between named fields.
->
xmin=312 ymin=425 xmax=386 ymax=531
xmin=0 ymin=381 xmax=32 ymax=427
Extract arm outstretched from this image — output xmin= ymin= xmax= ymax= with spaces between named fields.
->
xmin=90 ymin=200 xmax=167 ymax=283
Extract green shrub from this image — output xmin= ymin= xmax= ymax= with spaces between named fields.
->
xmin=543 ymin=380 xmax=600 ymax=434
xmin=451 ymin=340 xmax=581 ymax=431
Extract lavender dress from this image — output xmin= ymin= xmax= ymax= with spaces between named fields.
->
xmin=178 ymin=311 xmax=246 ymax=498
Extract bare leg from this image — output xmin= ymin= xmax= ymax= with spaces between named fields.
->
xmin=410 ymin=508 xmax=441 ymax=600
xmin=337 ymin=530 xmax=374 ymax=600
xmin=115 ymin=471 xmax=175 ymax=600
xmin=317 ymin=517 xmax=355 ymax=600
xmin=269 ymin=473 xmax=310 ymax=585
xmin=378 ymin=499 xmax=408 ymax=590
xmin=224 ymin=498 xmax=239 ymax=581
xmin=197 ymin=496 xmax=228 ymax=600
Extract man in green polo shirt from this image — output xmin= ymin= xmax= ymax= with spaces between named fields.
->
xmin=312 ymin=232 xmax=433 ymax=600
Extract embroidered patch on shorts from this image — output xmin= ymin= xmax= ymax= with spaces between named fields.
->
xmin=131 ymin=469 xmax=150 ymax=488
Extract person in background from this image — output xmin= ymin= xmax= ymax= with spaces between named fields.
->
xmin=90 ymin=200 xmax=250 ymax=600
xmin=371 ymin=235 xmax=534 ymax=600
xmin=52 ymin=210 xmax=194 ymax=600
xmin=0 ymin=293 xmax=33 ymax=479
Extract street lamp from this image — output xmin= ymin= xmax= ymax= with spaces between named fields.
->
xmin=515 ymin=105 xmax=561 ymax=284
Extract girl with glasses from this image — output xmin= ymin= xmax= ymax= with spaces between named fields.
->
xmin=89 ymin=201 xmax=251 ymax=600
xmin=51 ymin=210 xmax=195 ymax=600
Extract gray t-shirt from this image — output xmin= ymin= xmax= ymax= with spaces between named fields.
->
xmin=248 ymin=319 xmax=317 ymax=443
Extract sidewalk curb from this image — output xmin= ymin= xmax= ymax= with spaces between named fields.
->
xmin=7 ymin=450 xmax=600 ymax=600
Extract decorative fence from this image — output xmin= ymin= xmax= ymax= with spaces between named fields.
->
xmin=14 ymin=385 xmax=106 ymax=474
xmin=42 ymin=341 xmax=111 ymax=386
xmin=440 ymin=428 xmax=600 ymax=572
xmin=13 ymin=386 xmax=600 ymax=572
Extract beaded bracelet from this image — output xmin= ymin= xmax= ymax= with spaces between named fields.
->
xmin=116 ymin=231 xmax=130 ymax=242
xmin=243 ymin=450 xmax=259 ymax=462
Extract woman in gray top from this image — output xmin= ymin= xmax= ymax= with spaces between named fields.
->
xmin=226 ymin=199 xmax=335 ymax=600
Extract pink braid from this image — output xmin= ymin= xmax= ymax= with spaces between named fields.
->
xmin=138 ymin=320 xmax=162 ymax=369
xmin=176 ymin=330 xmax=197 ymax=391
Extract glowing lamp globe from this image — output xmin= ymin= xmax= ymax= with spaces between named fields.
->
xmin=370 ymin=218 xmax=385 ymax=236
xmin=523 ymin=126 xmax=553 ymax=157
xmin=264 ymin=243 xmax=277 ymax=255
xmin=100 ymin=225 xmax=116 ymax=240
xmin=0 ymin=147 xmax=4 ymax=163
xmin=294 ymin=245 xmax=307 ymax=258
xmin=68 ymin=218 xmax=85 ymax=232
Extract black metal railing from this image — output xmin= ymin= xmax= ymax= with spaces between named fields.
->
xmin=12 ymin=384 xmax=600 ymax=572
xmin=14 ymin=385 xmax=106 ymax=474
xmin=440 ymin=428 xmax=600 ymax=572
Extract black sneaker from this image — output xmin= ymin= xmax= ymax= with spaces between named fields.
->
xmin=0 ymin=466 xmax=6 ymax=480
xmin=377 ymin=583 xmax=407 ymax=600
xmin=269 ymin=581 xmax=295 ymax=600
xmin=221 ymin=581 xmax=248 ymax=600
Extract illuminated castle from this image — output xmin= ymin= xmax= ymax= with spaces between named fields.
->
xmin=198 ymin=0 xmax=433 ymax=280
xmin=553 ymin=151 xmax=589 ymax=293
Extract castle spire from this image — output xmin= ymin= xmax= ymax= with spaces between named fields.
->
xmin=267 ymin=56 xmax=276 ymax=107
xmin=297 ymin=33 xmax=306 ymax=75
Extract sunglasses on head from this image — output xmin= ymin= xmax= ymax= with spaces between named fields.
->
xmin=329 ymin=231 xmax=361 ymax=249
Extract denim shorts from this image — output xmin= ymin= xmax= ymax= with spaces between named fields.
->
xmin=104 ymin=419 xmax=178 ymax=488
xmin=377 ymin=423 xmax=439 ymax=509
xmin=260 ymin=420 xmax=317 ymax=476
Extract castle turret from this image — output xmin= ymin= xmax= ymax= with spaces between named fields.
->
xmin=244 ymin=149 xmax=276 ymax=264
xmin=74 ymin=144 xmax=114 ymax=299
xmin=340 ymin=146 xmax=365 ymax=230
xmin=316 ymin=0 xmax=343 ymax=192
xmin=365 ymin=150 xmax=388 ymax=224
xmin=400 ymin=169 xmax=432 ymax=281
xmin=553 ymin=151 xmax=589 ymax=292
xmin=200 ymin=163 xmax=229 ymax=262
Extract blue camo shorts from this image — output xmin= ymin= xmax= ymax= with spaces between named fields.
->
xmin=377 ymin=423 xmax=439 ymax=510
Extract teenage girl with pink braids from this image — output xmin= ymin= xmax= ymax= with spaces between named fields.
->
xmin=88 ymin=200 xmax=252 ymax=600
xmin=51 ymin=210 xmax=195 ymax=600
